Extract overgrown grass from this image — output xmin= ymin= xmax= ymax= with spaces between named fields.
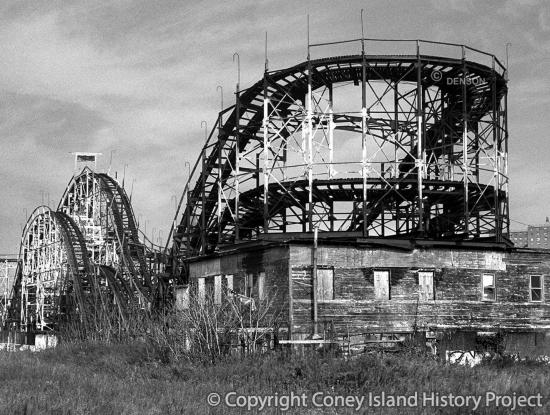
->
xmin=0 ymin=343 xmax=548 ymax=414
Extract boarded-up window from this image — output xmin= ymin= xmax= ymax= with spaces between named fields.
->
xmin=418 ymin=271 xmax=434 ymax=301
xmin=197 ymin=277 xmax=205 ymax=303
xmin=202 ymin=275 xmax=223 ymax=304
xmin=482 ymin=274 xmax=495 ymax=301
xmin=214 ymin=275 xmax=222 ymax=305
xmin=245 ymin=274 xmax=255 ymax=297
xmin=240 ymin=273 xmax=266 ymax=299
xmin=530 ymin=275 xmax=543 ymax=302
xmin=225 ymin=275 xmax=234 ymax=296
xmin=374 ymin=270 xmax=390 ymax=300
xmin=175 ymin=286 xmax=189 ymax=310
xmin=205 ymin=276 xmax=214 ymax=301
xmin=258 ymin=272 xmax=265 ymax=300
xmin=317 ymin=269 xmax=334 ymax=301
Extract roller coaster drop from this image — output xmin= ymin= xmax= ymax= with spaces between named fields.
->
xmin=7 ymin=169 xmax=157 ymax=331
xmin=7 ymin=38 xmax=510 ymax=332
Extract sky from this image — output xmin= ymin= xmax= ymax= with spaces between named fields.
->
xmin=0 ymin=0 xmax=549 ymax=255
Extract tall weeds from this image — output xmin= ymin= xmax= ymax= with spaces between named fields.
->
xmin=59 ymin=288 xmax=282 ymax=364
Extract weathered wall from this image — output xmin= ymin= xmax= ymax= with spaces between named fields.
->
xmin=504 ymin=331 xmax=550 ymax=357
xmin=188 ymin=246 xmax=290 ymax=329
xmin=289 ymin=244 xmax=550 ymax=345
xmin=187 ymin=243 xmax=550 ymax=356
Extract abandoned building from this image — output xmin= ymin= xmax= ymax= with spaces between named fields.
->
xmin=187 ymin=239 xmax=550 ymax=358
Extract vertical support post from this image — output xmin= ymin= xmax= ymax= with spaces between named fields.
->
xmin=85 ymin=170 xmax=90 ymax=219
xmin=328 ymin=83 xmax=334 ymax=178
xmin=462 ymin=46 xmax=469 ymax=235
xmin=262 ymin=73 xmax=270 ymax=233
xmin=306 ymin=47 xmax=314 ymax=232
xmin=422 ymin=87 xmax=428 ymax=177
xmin=504 ymin=78 xmax=509 ymax=237
xmin=416 ymin=41 xmax=424 ymax=235
xmin=217 ymin=116 xmax=222 ymax=245
xmin=393 ymin=81 xmax=399 ymax=178
xmin=312 ymin=226 xmax=318 ymax=338
xmin=441 ymin=90 xmax=448 ymax=180
xmin=234 ymin=52 xmax=241 ymax=242
xmin=234 ymin=102 xmax=240 ymax=241
xmin=201 ymin=150 xmax=207 ymax=253
xmin=361 ymin=34 xmax=368 ymax=236
xmin=492 ymin=57 xmax=500 ymax=241
xmin=255 ymin=154 xmax=260 ymax=189
xmin=186 ymin=188 xmax=191 ymax=254
xmin=394 ymin=81 xmax=400 ymax=235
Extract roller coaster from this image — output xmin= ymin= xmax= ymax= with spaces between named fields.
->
xmin=167 ymin=39 xmax=509 ymax=280
xmin=3 ymin=38 xmax=509 ymax=333
xmin=5 ymin=169 xmax=159 ymax=332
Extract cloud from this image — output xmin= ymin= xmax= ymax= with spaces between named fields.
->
xmin=429 ymin=0 xmax=477 ymax=13
xmin=0 ymin=13 xmax=151 ymax=101
xmin=0 ymin=93 xmax=110 ymax=244
xmin=0 ymin=92 xmax=108 ymax=145
xmin=512 ymin=77 xmax=550 ymax=105
xmin=539 ymin=8 xmax=550 ymax=32
xmin=498 ymin=0 xmax=544 ymax=18
xmin=1 ymin=0 xmax=550 ymax=255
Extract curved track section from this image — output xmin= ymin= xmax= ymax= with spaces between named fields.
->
xmin=16 ymin=206 xmax=91 ymax=331
xmin=9 ymin=168 xmax=156 ymax=331
xmin=219 ymin=178 xmax=504 ymax=242
xmin=170 ymin=48 xmax=509 ymax=280
xmin=58 ymin=168 xmax=152 ymax=300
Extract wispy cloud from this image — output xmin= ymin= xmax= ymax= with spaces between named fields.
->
xmin=1 ymin=0 xmax=550 ymax=253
